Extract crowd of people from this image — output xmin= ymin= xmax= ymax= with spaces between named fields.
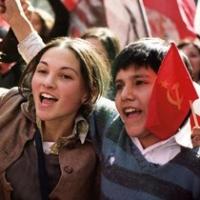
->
xmin=0 ymin=0 xmax=200 ymax=199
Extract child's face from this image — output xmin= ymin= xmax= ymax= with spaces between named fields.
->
xmin=31 ymin=47 xmax=88 ymax=123
xmin=181 ymin=44 xmax=200 ymax=80
xmin=115 ymin=65 xmax=159 ymax=146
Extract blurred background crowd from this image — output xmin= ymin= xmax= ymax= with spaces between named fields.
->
xmin=0 ymin=0 xmax=200 ymax=89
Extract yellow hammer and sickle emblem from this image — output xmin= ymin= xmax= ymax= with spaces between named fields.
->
xmin=160 ymin=81 xmax=183 ymax=110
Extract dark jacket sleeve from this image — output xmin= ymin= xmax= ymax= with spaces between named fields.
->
xmin=89 ymin=97 xmax=119 ymax=154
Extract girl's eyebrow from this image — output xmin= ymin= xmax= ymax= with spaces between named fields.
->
xmin=38 ymin=60 xmax=79 ymax=75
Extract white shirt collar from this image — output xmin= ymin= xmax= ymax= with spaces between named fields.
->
xmin=131 ymin=136 xmax=181 ymax=165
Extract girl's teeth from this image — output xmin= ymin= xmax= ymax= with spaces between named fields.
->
xmin=42 ymin=93 xmax=54 ymax=98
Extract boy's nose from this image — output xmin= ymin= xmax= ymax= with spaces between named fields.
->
xmin=121 ymin=85 xmax=135 ymax=101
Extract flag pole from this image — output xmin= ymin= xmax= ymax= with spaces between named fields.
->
xmin=189 ymin=100 xmax=199 ymax=127
xmin=137 ymin=0 xmax=151 ymax=37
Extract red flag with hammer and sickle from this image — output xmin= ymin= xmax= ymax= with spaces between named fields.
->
xmin=146 ymin=43 xmax=198 ymax=140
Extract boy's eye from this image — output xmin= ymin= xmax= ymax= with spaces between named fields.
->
xmin=190 ymin=53 xmax=198 ymax=58
xmin=115 ymin=83 xmax=123 ymax=91
xmin=135 ymin=80 xmax=146 ymax=85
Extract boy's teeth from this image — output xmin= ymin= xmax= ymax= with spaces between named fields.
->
xmin=125 ymin=108 xmax=136 ymax=113
xmin=42 ymin=93 xmax=54 ymax=98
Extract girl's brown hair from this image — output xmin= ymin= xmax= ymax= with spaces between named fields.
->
xmin=19 ymin=37 xmax=110 ymax=117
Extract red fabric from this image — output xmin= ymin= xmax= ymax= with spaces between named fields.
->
xmin=190 ymin=115 xmax=198 ymax=129
xmin=104 ymin=0 xmax=150 ymax=47
xmin=62 ymin=0 xmax=106 ymax=37
xmin=62 ymin=0 xmax=150 ymax=48
xmin=190 ymin=109 xmax=200 ymax=129
xmin=146 ymin=43 xmax=198 ymax=140
xmin=143 ymin=0 xmax=196 ymax=40
xmin=63 ymin=0 xmax=79 ymax=11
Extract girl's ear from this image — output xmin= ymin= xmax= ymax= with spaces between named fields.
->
xmin=81 ymin=93 xmax=89 ymax=104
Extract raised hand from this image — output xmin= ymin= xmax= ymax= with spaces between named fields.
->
xmin=0 ymin=0 xmax=34 ymax=42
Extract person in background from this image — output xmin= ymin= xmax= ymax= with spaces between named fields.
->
xmin=0 ymin=51 xmax=25 ymax=88
xmin=81 ymin=27 xmax=121 ymax=68
xmin=0 ymin=15 xmax=24 ymax=89
xmin=81 ymin=27 xmax=121 ymax=99
xmin=29 ymin=0 xmax=70 ymax=42
xmin=191 ymin=127 xmax=200 ymax=147
xmin=29 ymin=6 xmax=54 ymax=42
xmin=0 ymin=0 xmax=69 ymax=88
xmin=177 ymin=40 xmax=200 ymax=148
xmin=177 ymin=39 xmax=200 ymax=84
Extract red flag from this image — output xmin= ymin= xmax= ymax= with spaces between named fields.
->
xmin=143 ymin=0 xmax=196 ymax=41
xmin=62 ymin=0 xmax=79 ymax=11
xmin=146 ymin=43 xmax=198 ymax=140
xmin=104 ymin=0 xmax=151 ymax=47
xmin=62 ymin=0 xmax=151 ymax=48
xmin=62 ymin=0 xmax=106 ymax=38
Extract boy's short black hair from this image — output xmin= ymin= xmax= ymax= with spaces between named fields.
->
xmin=112 ymin=37 xmax=169 ymax=82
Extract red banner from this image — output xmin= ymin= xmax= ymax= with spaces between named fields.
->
xmin=143 ymin=0 xmax=196 ymax=41
xmin=146 ymin=43 xmax=198 ymax=140
xmin=62 ymin=0 xmax=150 ymax=48
xmin=63 ymin=0 xmax=79 ymax=11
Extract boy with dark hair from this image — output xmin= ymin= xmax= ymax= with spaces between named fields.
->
xmin=93 ymin=38 xmax=200 ymax=200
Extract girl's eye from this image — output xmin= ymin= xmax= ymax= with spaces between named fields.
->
xmin=60 ymin=74 xmax=72 ymax=80
xmin=36 ymin=69 xmax=47 ymax=74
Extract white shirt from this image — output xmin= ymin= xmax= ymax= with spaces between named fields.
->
xmin=131 ymin=136 xmax=181 ymax=165
xmin=18 ymin=31 xmax=45 ymax=63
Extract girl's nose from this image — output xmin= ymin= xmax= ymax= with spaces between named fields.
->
xmin=42 ymin=75 xmax=56 ymax=88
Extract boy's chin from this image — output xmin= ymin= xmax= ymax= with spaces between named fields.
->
xmin=125 ymin=125 xmax=146 ymax=138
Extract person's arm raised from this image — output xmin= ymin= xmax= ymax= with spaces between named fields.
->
xmin=2 ymin=0 xmax=33 ymax=41
xmin=1 ymin=0 xmax=45 ymax=63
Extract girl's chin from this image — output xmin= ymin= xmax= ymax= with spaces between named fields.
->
xmin=36 ymin=112 xmax=52 ymax=121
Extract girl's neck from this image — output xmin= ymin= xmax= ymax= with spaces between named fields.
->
xmin=42 ymin=119 xmax=74 ymax=142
